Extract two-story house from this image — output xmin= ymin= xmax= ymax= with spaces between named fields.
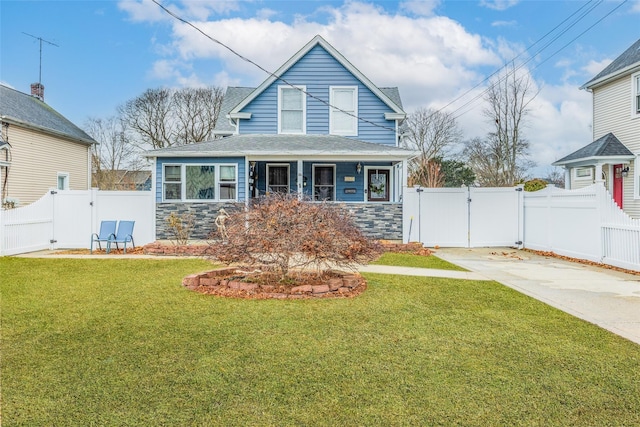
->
xmin=146 ymin=35 xmax=416 ymax=240
xmin=0 ymin=84 xmax=96 ymax=207
xmin=553 ymin=38 xmax=640 ymax=214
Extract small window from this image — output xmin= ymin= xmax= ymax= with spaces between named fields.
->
xmin=163 ymin=165 xmax=182 ymax=200
xmin=278 ymin=86 xmax=306 ymax=134
xmin=313 ymin=165 xmax=335 ymax=201
xmin=219 ymin=165 xmax=237 ymax=200
xmin=634 ymin=74 xmax=640 ymax=114
xmin=57 ymin=172 xmax=69 ymax=190
xmin=575 ymin=167 xmax=593 ymax=180
xmin=330 ymin=86 xmax=357 ymax=136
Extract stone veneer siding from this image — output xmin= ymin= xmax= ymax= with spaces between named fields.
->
xmin=345 ymin=203 xmax=403 ymax=240
xmin=156 ymin=201 xmax=403 ymax=241
xmin=156 ymin=202 xmax=244 ymax=240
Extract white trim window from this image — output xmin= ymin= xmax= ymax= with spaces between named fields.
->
xmin=633 ymin=72 xmax=640 ymax=117
xmin=574 ymin=167 xmax=593 ymax=181
xmin=313 ymin=164 xmax=335 ymax=201
xmin=57 ymin=172 xmax=69 ymax=190
xmin=278 ymin=86 xmax=306 ymax=134
xmin=266 ymin=164 xmax=290 ymax=194
xmin=330 ymin=86 xmax=358 ymax=136
xmin=163 ymin=164 xmax=237 ymax=202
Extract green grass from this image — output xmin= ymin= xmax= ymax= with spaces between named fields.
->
xmin=372 ymin=251 xmax=467 ymax=271
xmin=2 ymin=258 xmax=639 ymax=426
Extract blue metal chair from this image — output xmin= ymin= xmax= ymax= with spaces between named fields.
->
xmin=91 ymin=220 xmax=117 ymax=253
xmin=108 ymin=220 xmax=135 ymax=254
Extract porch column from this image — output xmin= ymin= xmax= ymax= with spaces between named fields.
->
xmin=296 ymin=160 xmax=303 ymax=200
xmin=595 ymin=163 xmax=605 ymax=186
xmin=564 ymin=167 xmax=570 ymax=189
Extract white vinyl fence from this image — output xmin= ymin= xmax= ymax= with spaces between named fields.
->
xmin=404 ymin=184 xmax=640 ymax=272
xmin=403 ymin=186 xmax=524 ymax=248
xmin=0 ymin=189 xmax=155 ymax=255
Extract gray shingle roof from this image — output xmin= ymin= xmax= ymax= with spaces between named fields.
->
xmin=553 ymin=132 xmax=634 ymax=166
xmin=146 ymin=134 xmax=416 ymax=159
xmin=0 ymin=85 xmax=95 ymax=145
xmin=582 ymin=38 xmax=640 ymax=89
xmin=213 ymin=87 xmax=255 ymax=134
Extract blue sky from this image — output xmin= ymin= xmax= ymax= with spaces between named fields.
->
xmin=1 ymin=0 xmax=639 ymax=176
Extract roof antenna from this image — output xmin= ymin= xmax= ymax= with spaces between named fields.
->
xmin=22 ymin=32 xmax=59 ymax=86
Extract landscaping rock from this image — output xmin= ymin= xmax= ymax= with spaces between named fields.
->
xmin=312 ymin=285 xmax=330 ymax=294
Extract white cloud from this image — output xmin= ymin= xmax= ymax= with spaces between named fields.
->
xmin=480 ymin=0 xmax=520 ymax=11
xmin=118 ymin=0 xmax=241 ymax=22
xmin=582 ymin=58 xmax=612 ymax=78
xmin=631 ymin=0 xmax=640 ymax=13
xmin=256 ymin=8 xmax=278 ymax=20
xmin=121 ymin=0 xmax=597 ymax=174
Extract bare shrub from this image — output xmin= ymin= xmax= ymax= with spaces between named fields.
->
xmin=208 ymin=193 xmax=381 ymax=279
xmin=166 ymin=212 xmax=195 ymax=245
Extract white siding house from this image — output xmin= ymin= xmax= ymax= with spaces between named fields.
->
xmin=554 ymin=38 xmax=640 ymax=217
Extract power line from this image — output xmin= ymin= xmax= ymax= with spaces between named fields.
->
xmin=151 ymin=0 xmax=399 ymax=133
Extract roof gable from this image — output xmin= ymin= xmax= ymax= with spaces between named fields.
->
xmin=553 ymin=132 xmax=634 ymax=166
xmin=582 ymin=38 xmax=640 ymax=90
xmin=230 ymin=35 xmax=405 ymax=116
xmin=0 ymin=85 xmax=95 ymax=145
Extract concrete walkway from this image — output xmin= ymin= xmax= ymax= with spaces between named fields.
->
xmin=431 ymin=247 xmax=640 ymax=346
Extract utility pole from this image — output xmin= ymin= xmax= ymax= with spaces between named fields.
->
xmin=22 ymin=32 xmax=59 ymax=85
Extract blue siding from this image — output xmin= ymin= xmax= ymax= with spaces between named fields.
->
xmin=240 ymin=45 xmax=397 ymax=146
xmin=156 ymin=157 xmax=246 ymax=202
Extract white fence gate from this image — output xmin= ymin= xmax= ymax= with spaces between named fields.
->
xmin=0 ymin=189 xmax=155 ymax=256
xmin=403 ymin=183 xmax=640 ymax=272
xmin=403 ymin=186 xmax=524 ymax=248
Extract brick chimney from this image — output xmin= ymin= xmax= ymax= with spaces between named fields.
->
xmin=30 ymin=82 xmax=44 ymax=101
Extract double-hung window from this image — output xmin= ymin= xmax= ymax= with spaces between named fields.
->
xmin=278 ymin=86 xmax=306 ymax=134
xmin=163 ymin=164 xmax=237 ymax=202
xmin=330 ymin=86 xmax=357 ymax=136
xmin=634 ymin=73 xmax=640 ymax=116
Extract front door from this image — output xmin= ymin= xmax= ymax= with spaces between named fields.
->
xmin=613 ymin=164 xmax=623 ymax=209
xmin=367 ymin=169 xmax=390 ymax=202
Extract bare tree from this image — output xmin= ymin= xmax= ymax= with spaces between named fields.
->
xmin=464 ymin=65 xmax=538 ymax=186
xmin=119 ymin=86 xmax=224 ymax=150
xmin=85 ymin=116 xmax=142 ymax=190
xmin=403 ymin=107 xmax=462 ymax=186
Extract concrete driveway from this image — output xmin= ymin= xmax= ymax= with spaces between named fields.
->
xmin=434 ymin=247 xmax=640 ymax=346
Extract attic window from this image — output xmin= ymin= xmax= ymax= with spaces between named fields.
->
xmin=330 ymin=86 xmax=357 ymax=136
xmin=278 ymin=86 xmax=306 ymax=134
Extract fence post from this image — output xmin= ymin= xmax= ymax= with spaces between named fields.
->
xmin=516 ymin=186 xmax=524 ymax=249
xmin=0 ymin=206 xmax=4 ymax=256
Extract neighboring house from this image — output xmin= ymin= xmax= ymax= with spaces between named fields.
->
xmin=0 ymin=84 xmax=96 ymax=206
xmin=146 ymin=35 xmax=416 ymax=240
xmin=92 ymin=170 xmax=152 ymax=191
xmin=553 ymin=38 xmax=640 ymax=214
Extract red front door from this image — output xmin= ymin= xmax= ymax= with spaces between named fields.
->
xmin=613 ymin=164 xmax=623 ymax=209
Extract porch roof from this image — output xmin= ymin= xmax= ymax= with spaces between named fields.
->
xmin=552 ymin=133 xmax=634 ymax=167
xmin=145 ymin=134 xmax=418 ymax=160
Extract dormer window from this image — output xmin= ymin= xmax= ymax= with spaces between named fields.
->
xmin=278 ymin=86 xmax=306 ymax=134
xmin=330 ymin=86 xmax=357 ymax=136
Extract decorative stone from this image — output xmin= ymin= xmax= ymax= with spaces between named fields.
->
xmin=200 ymin=277 xmax=219 ymax=286
xmin=237 ymin=283 xmax=258 ymax=292
xmin=291 ymin=285 xmax=313 ymax=293
xmin=182 ymin=274 xmax=200 ymax=290
xmin=312 ymin=285 xmax=330 ymax=294
xmin=328 ymin=278 xmax=343 ymax=291
xmin=261 ymin=285 xmax=275 ymax=292
xmin=342 ymin=277 xmax=360 ymax=288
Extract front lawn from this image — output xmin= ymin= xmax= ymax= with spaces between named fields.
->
xmin=1 ymin=258 xmax=639 ymax=426
xmin=372 ymin=251 xmax=467 ymax=271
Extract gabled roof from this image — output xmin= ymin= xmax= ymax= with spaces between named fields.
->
xmin=146 ymin=134 xmax=417 ymax=160
xmin=229 ymin=35 xmax=405 ymax=117
xmin=581 ymin=38 xmax=640 ymax=90
xmin=553 ymin=132 xmax=634 ymax=167
xmin=0 ymin=85 xmax=96 ymax=145
xmin=213 ymin=87 xmax=255 ymax=134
